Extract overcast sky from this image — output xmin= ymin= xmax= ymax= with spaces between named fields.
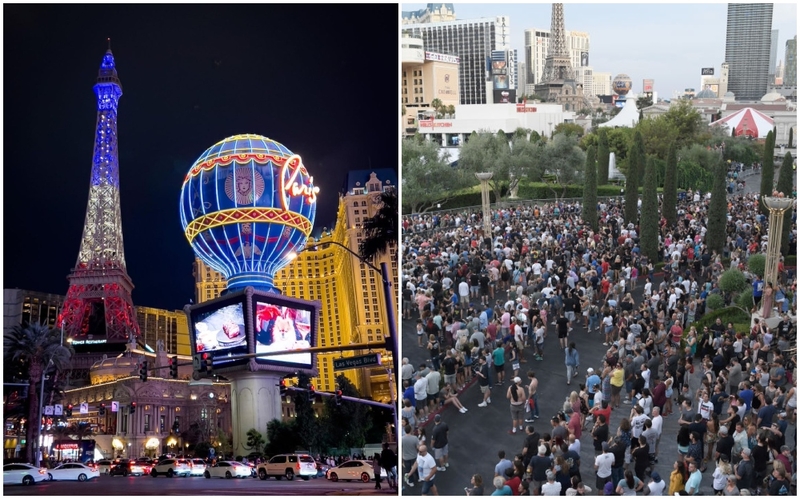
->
xmin=403 ymin=1 xmax=797 ymax=98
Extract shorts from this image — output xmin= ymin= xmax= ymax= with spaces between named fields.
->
xmin=604 ymin=325 xmax=614 ymax=334
xmin=480 ymin=385 xmax=491 ymax=394
xmin=433 ymin=444 xmax=448 ymax=460
xmin=444 ymin=374 xmax=456 ymax=386
xmin=427 ymin=393 xmax=438 ymax=405
xmin=558 ymin=330 xmax=568 ymax=339
xmin=470 ymin=285 xmax=480 ymax=294
xmin=421 ymin=478 xmax=436 ymax=495
xmin=510 ymin=403 xmax=525 ymax=420
xmin=494 ymin=364 xmax=505 ymax=373
xmin=566 ymin=312 xmax=575 ymax=322
xmin=612 ymin=385 xmax=622 ymax=396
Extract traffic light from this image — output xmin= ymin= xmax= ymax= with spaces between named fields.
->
xmin=169 ymin=356 xmax=178 ymax=379
xmin=139 ymin=360 xmax=148 ymax=382
xmin=335 ymin=389 xmax=343 ymax=406
xmin=203 ymin=353 xmax=213 ymax=376
xmin=130 ymin=402 xmax=136 ymax=414
xmin=194 ymin=353 xmax=206 ymax=373
xmin=65 ymin=404 xmax=73 ymax=417
xmin=99 ymin=403 xmax=106 ymax=416
xmin=307 ymin=384 xmax=315 ymax=402
xmin=278 ymin=379 xmax=288 ymax=396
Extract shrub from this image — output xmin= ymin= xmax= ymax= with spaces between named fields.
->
xmin=746 ymin=254 xmax=765 ymax=279
xmin=718 ymin=269 xmax=748 ymax=295
xmin=706 ymin=294 xmax=725 ymax=311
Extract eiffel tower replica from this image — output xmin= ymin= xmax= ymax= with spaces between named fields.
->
xmin=60 ymin=42 xmax=140 ymax=380
xmin=534 ymin=3 xmax=587 ymax=112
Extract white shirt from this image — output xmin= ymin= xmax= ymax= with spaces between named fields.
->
xmin=698 ymin=400 xmax=714 ymax=420
xmin=458 ymin=281 xmax=469 ymax=297
xmin=643 ymin=282 xmax=652 ymax=298
xmin=651 ymin=414 xmax=663 ymax=437
xmin=441 ymin=277 xmax=453 ymax=290
xmin=641 ymin=368 xmax=651 ymax=390
xmin=532 ymin=262 xmax=542 ymax=275
xmin=631 ymin=414 xmax=650 ymax=438
xmin=638 ymin=395 xmax=653 ymax=416
xmin=648 ymin=479 xmax=666 ymax=496
xmin=594 ymin=452 xmax=615 ymax=478
xmin=541 ymin=481 xmax=562 ymax=496
xmin=414 ymin=378 xmax=428 ymax=402
xmin=415 ymin=452 xmax=437 ymax=481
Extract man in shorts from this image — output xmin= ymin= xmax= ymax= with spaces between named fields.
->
xmin=430 ymin=414 xmax=449 ymax=471
xmin=407 ymin=445 xmax=437 ymax=496
xmin=492 ymin=341 xmax=506 ymax=385
xmin=477 ymin=355 xmax=492 ymax=407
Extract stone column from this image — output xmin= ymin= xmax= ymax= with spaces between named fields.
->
xmin=762 ymin=196 xmax=795 ymax=288
xmin=228 ymin=371 xmax=283 ymax=457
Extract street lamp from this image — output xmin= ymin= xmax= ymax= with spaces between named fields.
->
xmin=761 ymin=194 xmax=795 ymax=295
xmin=287 ymin=240 xmax=399 ymax=439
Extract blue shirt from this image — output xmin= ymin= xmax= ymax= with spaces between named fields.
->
xmin=491 ymin=485 xmax=513 ymax=496
xmin=493 ymin=347 xmax=506 ymax=366
xmin=739 ymin=389 xmax=754 ymax=412
xmin=753 ymin=279 xmax=763 ymax=298
xmin=587 ymin=374 xmax=601 ymax=393
xmin=684 ymin=469 xmax=702 ymax=494
xmin=403 ymin=386 xmax=416 ymax=407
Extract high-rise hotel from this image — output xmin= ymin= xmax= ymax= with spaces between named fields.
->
xmin=725 ymin=3 xmax=773 ymax=101
xmin=193 ymin=169 xmax=398 ymax=403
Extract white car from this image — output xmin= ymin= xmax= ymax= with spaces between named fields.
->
xmin=189 ymin=459 xmax=206 ymax=477
xmin=150 ymin=458 xmax=192 ymax=478
xmin=46 ymin=463 xmax=100 ymax=482
xmin=3 ymin=463 xmax=48 ymax=486
xmin=203 ymin=461 xmax=250 ymax=479
xmin=257 ymin=453 xmax=317 ymax=481
xmin=325 ymin=460 xmax=386 ymax=483
xmin=97 ymin=459 xmax=113 ymax=475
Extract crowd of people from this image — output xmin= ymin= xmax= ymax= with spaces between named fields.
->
xmin=400 ymin=185 xmax=796 ymax=496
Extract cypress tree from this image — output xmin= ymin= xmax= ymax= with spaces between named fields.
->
xmin=776 ymin=152 xmax=795 ymax=256
xmin=582 ymin=145 xmax=598 ymax=232
xmin=662 ymin=141 xmax=678 ymax=228
xmin=597 ymin=128 xmax=610 ymax=185
xmin=707 ymin=158 xmax=728 ymax=255
xmin=640 ymin=155 xmax=660 ymax=262
xmin=731 ymin=126 xmax=736 ymax=138
xmin=760 ymin=130 xmax=775 ymax=216
xmin=789 ymin=127 xmax=794 ymax=149
xmin=624 ymin=130 xmax=644 ymax=225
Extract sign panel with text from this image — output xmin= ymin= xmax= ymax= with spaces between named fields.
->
xmin=333 ymin=353 xmax=382 ymax=371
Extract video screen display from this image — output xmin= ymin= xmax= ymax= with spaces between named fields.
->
xmin=253 ymin=298 xmax=315 ymax=369
xmin=190 ymin=297 xmax=249 ymax=367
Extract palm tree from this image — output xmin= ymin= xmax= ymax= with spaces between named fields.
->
xmin=4 ymin=322 xmax=72 ymax=463
xmin=446 ymin=104 xmax=456 ymax=118
xmin=430 ymin=98 xmax=443 ymax=118
xmin=359 ymin=189 xmax=397 ymax=263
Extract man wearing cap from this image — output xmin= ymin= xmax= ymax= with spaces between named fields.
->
xmin=715 ymin=425 xmax=734 ymax=462
xmin=594 ymin=441 xmax=614 ymax=491
xmin=586 ymin=368 xmax=601 ymax=407
xmin=647 ymin=471 xmax=666 ymax=496
xmin=430 ymin=414 xmax=449 ymax=472
xmin=735 ymin=447 xmax=754 ymax=493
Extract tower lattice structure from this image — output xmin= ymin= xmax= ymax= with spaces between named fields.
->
xmin=60 ymin=45 xmax=140 ymax=344
xmin=540 ymin=3 xmax=574 ymax=83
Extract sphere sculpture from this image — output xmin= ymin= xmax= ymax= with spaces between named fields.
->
xmin=180 ymin=134 xmax=318 ymax=293
xmin=612 ymin=74 xmax=632 ymax=96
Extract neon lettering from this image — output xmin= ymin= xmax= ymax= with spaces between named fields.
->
xmin=279 ymin=155 xmax=319 ymax=210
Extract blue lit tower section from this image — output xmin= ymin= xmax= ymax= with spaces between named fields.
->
xmin=60 ymin=44 xmax=140 ymax=345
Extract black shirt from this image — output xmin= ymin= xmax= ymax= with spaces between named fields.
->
xmin=556 ymin=317 xmax=570 ymax=334
xmin=632 ymin=444 xmax=650 ymax=473
xmin=715 ymin=435 xmax=734 ymax=460
xmin=751 ymin=444 xmax=769 ymax=473
xmin=430 ymin=422 xmax=449 ymax=449
xmin=593 ymin=424 xmax=609 ymax=451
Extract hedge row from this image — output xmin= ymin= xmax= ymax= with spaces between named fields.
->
xmin=434 ymin=183 xmax=628 ymax=211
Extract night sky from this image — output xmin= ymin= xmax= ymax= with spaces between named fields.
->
xmin=4 ymin=4 xmax=398 ymax=311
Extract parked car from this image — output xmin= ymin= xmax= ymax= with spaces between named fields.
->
xmin=204 ymin=461 xmax=251 ymax=479
xmin=96 ymin=459 xmax=113 ymax=475
xmin=189 ymin=459 xmax=206 ymax=477
xmin=150 ymin=458 xmax=192 ymax=478
xmin=109 ymin=460 xmax=151 ymax=477
xmin=257 ymin=454 xmax=317 ymax=481
xmin=46 ymin=463 xmax=100 ymax=482
xmin=3 ymin=463 xmax=48 ymax=485
xmin=325 ymin=460 xmax=386 ymax=483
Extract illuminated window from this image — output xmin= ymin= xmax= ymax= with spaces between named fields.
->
xmin=144 ymin=414 xmax=151 ymax=432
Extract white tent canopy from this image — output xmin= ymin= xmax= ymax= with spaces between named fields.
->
xmin=599 ymin=98 xmax=640 ymax=129
xmin=711 ymin=107 xmax=775 ymax=138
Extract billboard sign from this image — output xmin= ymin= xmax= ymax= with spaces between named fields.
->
xmin=643 ymin=79 xmax=654 ymax=93
xmin=491 ymin=59 xmax=507 ymax=75
xmin=494 ymin=89 xmax=516 ymax=104
xmin=493 ymin=74 xmax=509 ymax=89
xmin=701 ymin=68 xmax=714 ymax=75
xmin=251 ymin=292 xmax=319 ymax=370
xmin=188 ymin=291 xmax=250 ymax=368
xmin=425 ymin=51 xmax=459 ymax=64
xmin=581 ymin=52 xmax=589 ymax=67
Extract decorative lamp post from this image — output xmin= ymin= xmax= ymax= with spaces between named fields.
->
xmin=475 ymin=172 xmax=493 ymax=238
xmin=761 ymin=194 xmax=795 ymax=290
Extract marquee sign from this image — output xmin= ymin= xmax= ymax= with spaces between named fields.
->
xmin=425 ymin=52 xmax=460 ymax=64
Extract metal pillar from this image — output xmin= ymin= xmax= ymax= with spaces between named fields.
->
xmin=762 ymin=196 xmax=795 ymax=288
xmin=475 ymin=172 xmax=493 ymax=239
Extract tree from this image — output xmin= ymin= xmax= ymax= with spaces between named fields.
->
xmin=706 ymin=158 xmax=728 ymax=255
xmin=506 ymin=136 xmax=544 ymax=195
xmin=264 ymin=420 xmax=299 ymax=457
xmin=513 ymin=127 xmax=530 ymax=140
xmin=245 ymin=428 xmax=265 ymax=454
xmin=789 ymin=126 xmax=794 ymax=149
xmin=624 ymin=130 xmax=645 ymax=224
xmin=747 ymin=253 xmax=766 ymax=279
xmin=582 ymin=145 xmax=598 ymax=231
xmin=597 ymin=128 xmax=610 ymax=185
xmin=402 ymin=139 xmax=466 ymax=214
xmin=536 ymin=133 xmax=586 ymax=199
xmin=446 ymin=104 xmax=455 ymax=118
xmin=529 ymin=130 xmax=542 ymax=144
xmin=4 ymin=322 xmax=72 ymax=463
xmin=359 ymin=190 xmax=397 ymax=263
xmin=640 ymin=155 xmax=660 ymax=261
xmin=760 ymin=130 xmax=775 ymax=216
xmin=718 ymin=268 xmax=750 ymax=309
xmin=430 ymin=98 xmax=443 ymax=117
xmin=776 ymin=152 xmax=795 ymax=256
xmin=662 ymin=141 xmax=678 ymax=227
xmin=319 ymin=375 xmax=375 ymax=452
xmin=553 ymin=122 xmax=585 ymax=138
xmin=635 ymin=94 xmax=653 ymax=110
xmin=457 ymin=131 xmax=511 ymax=201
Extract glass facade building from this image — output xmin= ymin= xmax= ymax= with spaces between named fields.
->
xmin=725 ymin=3 xmax=773 ymax=101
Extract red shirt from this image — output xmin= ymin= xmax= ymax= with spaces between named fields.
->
xmin=568 ymin=412 xmax=582 ymax=439
xmin=504 ymin=475 xmax=521 ymax=495
xmin=592 ymin=404 xmax=612 ymax=427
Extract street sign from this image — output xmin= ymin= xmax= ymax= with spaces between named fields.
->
xmin=54 ymin=404 xmax=63 ymax=416
xmin=44 ymin=405 xmax=54 ymax=415
xmin=111 ymin=401 xmax=119 ymax=413
xmin=80 ymin=402 xmax=89 ymax=414
xmin=333 ymin=353 xmax=382 ymax=371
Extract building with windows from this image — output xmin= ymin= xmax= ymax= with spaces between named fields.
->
xmin=3 ymin=289 xmax=66 ymax=335
xmin=403 ymin=16 xmax=511 ymax=105
xmin=402 ymin=38 xmax=460 ymax=136
xmin=724 ymin=3 xmax=773 ymax=101
xmin=593 ymin=72 xmax=612 ymax=97
xmin=135 ymin=306 xmax=191 ymax=356
xmin=785 ymin=36 xmax=797 ymax=87
xmin=524 ymin=28 xmax=590 ymax=92
xmin=401 ymin=3 xmax=456 ymax=25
